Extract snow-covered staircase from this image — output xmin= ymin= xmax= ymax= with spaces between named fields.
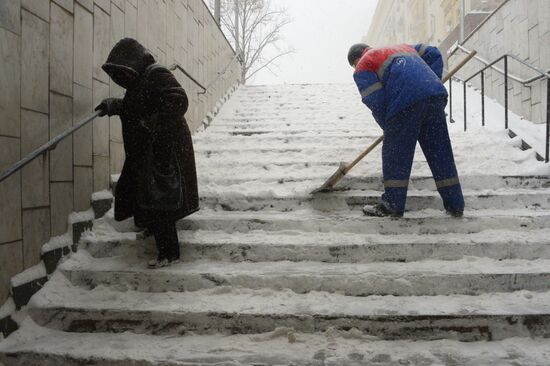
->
xmin=2 ymin=84 xmax=550 ymax=365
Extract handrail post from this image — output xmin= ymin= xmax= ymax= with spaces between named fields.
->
xmin=481 ymin=70 xmax=485 ymax=127
xmin=449 ymin=78 xmax=454 ymax=123
xmin=504 ymin=56 xmax=509 ymax=130
xmin=463 ymin=81 xmax=467 ymax=131
xmin=546 ymin=78 xmax=549 ymax=163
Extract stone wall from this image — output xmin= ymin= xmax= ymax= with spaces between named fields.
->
xmin=0 ymin=0 xmax=241 ymax=305
xmin=448 ymin=0 xmax=549 ymax=125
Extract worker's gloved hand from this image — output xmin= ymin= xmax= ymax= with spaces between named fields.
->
xmin=95 ymin=98 xmax=122 ymax=117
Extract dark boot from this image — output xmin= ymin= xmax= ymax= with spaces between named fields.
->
xmin=362 ymin=203 xmax=403 ymax=218
xmin=147 ymin=221 xmax=179 ymax=268
xmin=165 ymin=224 xmax=180 ymax=263
xmin=148 ymin=223 xmax=170 ymax=268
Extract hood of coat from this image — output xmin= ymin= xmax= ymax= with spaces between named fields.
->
xmin=102 ymin=38 xmax=156 ymax=89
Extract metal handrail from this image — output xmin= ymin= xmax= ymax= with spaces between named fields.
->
xmin=451 ymin=45 xmax=550 ymax=85
xmin=447 ymin=49 xmax=550 ymax=163
xmin=0 ymin=110 xmax=101 ymax=183
xmin=168 ymin=63 xmax=207 ymax=94
xmin=199 ymin=53 xmax=241 ymax=95
xmin=1 ymin=58 xmax=242 ymax=184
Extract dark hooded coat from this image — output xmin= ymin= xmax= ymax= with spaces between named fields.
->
xmin=102 ymin=38 xmax=199 ymax=227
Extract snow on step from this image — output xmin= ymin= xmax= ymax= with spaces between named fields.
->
xmin=60 ymin=251 xmax=550 ymax=296
xmin=25 ymin=273 xmax=550 ymax=341
xmin=2 ymin=319 xmax=550 ymax=366
xmin=200 ymin=172 xmax=550 ymax=187
xmin=198 ymin=188 xmax=550 ymax=212
xmin=83 ymin=214 xmax=550 ymax=263
xmin=178 ymin=208 xmax=550 ymax=235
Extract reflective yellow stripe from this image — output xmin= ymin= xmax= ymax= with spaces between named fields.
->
xmin=377 ymin=51 xmax=418 ymax=79
xmin=418 ymin=43 xmax=428 ymax=56
xmin=384 ymin=179 xmax=409 ymax=189
xmin=436 ymin=177 xmax=460 ymax=189
xmin=360 ymin=82 xmax=383 ymax=98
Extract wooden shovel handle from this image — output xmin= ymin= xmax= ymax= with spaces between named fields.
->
xmin=344 ymin=135 xmax=384 ymax=174
xmin=343 ymin=50 xmax=477 ymax=175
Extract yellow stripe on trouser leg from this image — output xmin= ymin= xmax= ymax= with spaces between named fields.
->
xmin=384 ymin=179 xmax=409 ymax=189
xmin=435 ymin=176 xmax=460 ymax=189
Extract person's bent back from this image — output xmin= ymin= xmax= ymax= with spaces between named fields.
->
xmin=349 ymin=43 xmax=464 ymax=217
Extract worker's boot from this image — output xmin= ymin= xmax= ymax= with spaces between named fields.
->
xmin=362 ymin=203 xmax=403 ymax=218
xmin=445 ymin=208 xmax=464 ymax=218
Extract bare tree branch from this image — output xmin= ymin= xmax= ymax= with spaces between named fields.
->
xmin=218 ymin=0 xmax=293 ymax=84
xmin=246 ymin=49 xmax=294 ymax=80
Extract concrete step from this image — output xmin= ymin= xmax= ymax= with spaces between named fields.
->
xmin=82 ymin=228 xmax=550 ymax=263
xmin=195 ymin=129 xmax=380 ymax=139
xmin=193 ymin=131 xmax=380 ymax=142
xmin=3 ymin=319 xmax=550 ymax=366
xmin=204 ymin=127 xmax=376 ymax=135
xmin=199 ymin=189 xmax=550 ymax=212
xmin=194 ymin=140 xmax=382 ymax=152
xmin=60 ymin=252 xmax=550 ymax=296
xmin=177 ymin=209 xmax=550 ymax=236
xmin=198 ymin=173 xmax=550 ymax=191
xmin=195 ymin=148 xmax=387 ymax=166
xmin=210 ymin=119 xmax=368 ymax=127
xmin=194 ymin=159 xmax=427 ymax=172
xmin=26 ymin=273 xmax=550 ymax=341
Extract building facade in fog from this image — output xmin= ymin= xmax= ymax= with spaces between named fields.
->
xmin=365 ymin=0 xmax=503 ymax=49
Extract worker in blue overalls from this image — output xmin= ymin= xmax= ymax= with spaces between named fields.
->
xmin=348 ymin=43 xmax=464 ymax=217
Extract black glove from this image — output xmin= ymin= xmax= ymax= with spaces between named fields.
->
xmin=95 ymin=98 xmax=122 ymax=117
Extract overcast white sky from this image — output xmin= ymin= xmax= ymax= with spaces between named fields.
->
xmin=249 ymin=0 xmax=379 ymax=85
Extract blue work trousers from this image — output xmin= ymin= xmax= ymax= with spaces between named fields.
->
xmin=379 ymin=96 xmax=464 ymax=215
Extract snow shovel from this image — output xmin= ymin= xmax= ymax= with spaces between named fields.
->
xmin=311 ymin=50 xmax=477 ymax=194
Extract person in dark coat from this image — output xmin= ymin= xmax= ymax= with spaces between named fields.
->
xmin=95 ymin=38 xmax=199 ymax=268
xmin=348 ymin=43 xmax=464 ymax=217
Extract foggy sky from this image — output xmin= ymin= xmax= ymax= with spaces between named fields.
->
xmin=250 ymin=0 xmax=379 ymax=85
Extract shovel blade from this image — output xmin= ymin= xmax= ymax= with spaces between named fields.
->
xmin=310 ymin=162 xmax=347 ymax=194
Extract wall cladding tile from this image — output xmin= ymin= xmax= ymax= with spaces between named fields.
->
xmin=22 ymin=208 xmax=50 ymax=267
xmin=21 ymin=10 xmax=49 ymax=113
xmin=93 ymin=155 xmax=110 ymax=191
xmin=21 ymin=110 xmax=50 ymax=208
xmin=76 ymin=0 xmax=94 ymax=12
xmin=50 ymin=182 xmax=74 ymax=236
xmin=110 ymin=115 xmax=123 ymax=142
xmin=53 ymin=0 xmax=74 ymax=13
xmin=49 ymin=93 xmax=74 ymax=182
xmin=0 ymin=27 xmax=21 ymax=137
xmin=136 ymin=0 xmax=149 ymax=46
xmin=74 ymin=166 xmax=93 ymax=211
xmin=0 ymin=242 xmax=23 ymax=306
xmin=0 ymin=137 xmax=22 ymax=244
xmin=124 ymin=0 xmax=137 ymax=38
xmin=74 ymin=3 xmax=93 ymax=88
xmin=112 ymin=0 xmax=125 ymax=12
xmin=95 ymin=0 xmax=111 ymax=14
xmin=110 ymin=1 xmax=124 ymax=47
xmin=0 ymin=0 xmax=20 ymax=34
xmin=22 ymin=0 xmax=49 ymax=22
xmin=93 ymin=5 xmax=110 ymax=83
xmin=92 ymin=80 xmax=110 ymax=156
xmin=73 ymin=84 xmax=94 ymax=166
xmin=50 ymin=2 xmax=74 ymax=96
xmin=109 ymin=141 xmax=125 ymax=175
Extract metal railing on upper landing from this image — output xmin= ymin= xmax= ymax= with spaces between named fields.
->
xmin=0 ymin=57 xmax=242 ymax=184
xmin=447 ymin=45 xmax=550 ymax=163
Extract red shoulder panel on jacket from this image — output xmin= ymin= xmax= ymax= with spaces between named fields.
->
xmin=355 ymin=44 xmax=416 ymax=73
